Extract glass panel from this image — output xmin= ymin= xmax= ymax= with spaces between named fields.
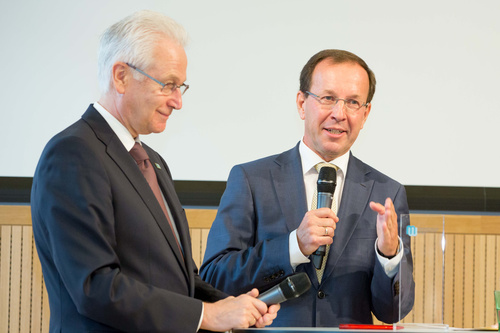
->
xmin=397 ymin=213 xmax=449 ymax=330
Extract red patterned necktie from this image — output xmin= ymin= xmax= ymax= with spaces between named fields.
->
xmin=129 ymin=142 xmax=183 ymax=257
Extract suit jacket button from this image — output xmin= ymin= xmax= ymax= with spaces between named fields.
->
xmin=317 ymin=290 xmax=325 ymax=299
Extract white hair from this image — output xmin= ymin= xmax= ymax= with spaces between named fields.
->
xmin=97 ymin=10 xmax=188 ymax=94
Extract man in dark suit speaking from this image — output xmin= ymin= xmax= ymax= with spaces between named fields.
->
xmin=31 ymin=10 xmax=278 ymax=332
xmin=200 ymin=49 xmax=415 ymax=327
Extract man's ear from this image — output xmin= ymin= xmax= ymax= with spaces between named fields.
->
xmin=297 ymin=91 xmax=306 ymax=120
xmin=360 ymin=103 xmax=371 ymax=129
xmin=111 ymin=62 xmax=129 ymax=94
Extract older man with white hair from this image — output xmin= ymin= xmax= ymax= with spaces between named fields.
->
xmin=31 ymin=10 xmax=278 ymax=332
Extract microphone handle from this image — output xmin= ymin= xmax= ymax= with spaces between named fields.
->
xmin=257 ymin=285 xmax=287 ymax=306
xmin=317 ymin=192 xmax=333 ymax=210
xmin=312 ymin=192 xmax=333 ymax=269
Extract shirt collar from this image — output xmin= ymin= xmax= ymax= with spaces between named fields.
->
xmin=299 ymin=139 xmax=350 ymax=177
xmin=93 ymin=102 xmax=139 ymax=151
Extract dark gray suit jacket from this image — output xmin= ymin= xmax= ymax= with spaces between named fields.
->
xmin=31 ymin=105 xmax=226 ymax=332
xmin=200 ymin=143 xmax=414 ymax=327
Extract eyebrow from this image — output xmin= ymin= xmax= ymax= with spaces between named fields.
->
xmin=158 ymin=75 xmax=180 ymax=84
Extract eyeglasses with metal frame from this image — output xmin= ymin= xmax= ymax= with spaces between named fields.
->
xmin=305 ymin=91 xmax=369 ymax=113
xmin=126 ymin=63 xmax=189 ymax=96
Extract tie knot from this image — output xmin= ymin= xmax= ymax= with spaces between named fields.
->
xmin=129 ymin=142 xmax=149 ymax=164
xmin=314 ymin=162 xmax=338 ymax=173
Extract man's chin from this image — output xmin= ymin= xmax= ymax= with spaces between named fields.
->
xmin=150 ymin=123 xmax=168 ymax=134
xmin=318 ymin=144 xmax=349 ymax=161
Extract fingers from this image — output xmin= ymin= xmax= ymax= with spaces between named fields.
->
xmin=321 ymin=225 xmax=336 ymax=238
xmin=245 ymin=288 xmax=264 ymax=326
xmin=296 ymin=208 xmax=338 ymax=256
xmin=244 ymin=288 xmax=279 ymax=326
xmin=385 ymin=198 xmax=396 ymax=227
xmin=371 ymin=198 xmax=399 ymax=257
xmin=255 ymin=312 xmax=277 ymax=327
xmin=268 ymin=303 xmax=280 ymax=315
xmin=370 ymin=198 xmax=395 ymax=219
xmin=254 ymin=304 xmax=280 ymax=328
xmin=239 ymin=291 xmax=269 ymax=320
xmin=235 ymin=295 xmax=264 ymax=328
xmin=246 ymin=288 xmax=259 ymax=298
xmin=248 ymin=295 xmax=280 ymax=328
xmin=369 ymin=201 xmax=385 ymax=215
xmin=201 ymin=293 xmax=271 ymax=331
xmin=314 ymin=207 xmax=339 ymax=220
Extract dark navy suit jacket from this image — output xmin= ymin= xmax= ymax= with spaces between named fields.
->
xmin=31 ymin=105 xmax=226 ymax=332
xmin=200 ymin=143 xmax=414 ymax=327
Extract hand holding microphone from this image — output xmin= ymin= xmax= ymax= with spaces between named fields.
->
xmin=257 ymin=272 xmax=312 ymax=306
xmin=311 ymin=166 xmax=337 ymax=269
xmin=295 ymin=166 xmax=338 ymax=268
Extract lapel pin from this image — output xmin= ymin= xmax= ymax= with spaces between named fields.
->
xmin=155 ymin=163 xmax=161 ymax=169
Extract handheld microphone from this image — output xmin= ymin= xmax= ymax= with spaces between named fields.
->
xmin=257 ymin=272 xmax=312 ymax=306
xmin=311 ymin=166 xmax=337 ymax=270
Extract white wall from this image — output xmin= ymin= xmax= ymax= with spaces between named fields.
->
xmin=1 ymin=0 xmax=499 ymax=187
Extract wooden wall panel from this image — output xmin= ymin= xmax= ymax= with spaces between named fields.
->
xmin=0 ymin=226 xmax=12 ymax=333
xmin=410 ymin=229 xmax=424 ymax=323
xmin=475 ymin=235 xmax=486 ymax=328
xmin=2 ymin=206 xmax=500 ymax=330
xmin=20 ymin=227 xmax=32 ymax=333
xmin=423 ymin=233 xmax=436 ymax=323
xmin=9 ymin=226 xmax=22 ymax=332
xmin=443 ymin=234 xmax=455 ymax=327
xmin=485 ymin=235 xmax=496 ymax=327
xmin=190 ymin=228 xmax=202 ymax=267
xmin=434 ymin=233 xmax=444 ymax=325
xmin=31 ymin=242 xmax=44 ymax=333
xmin=464 ymin=234 xmax=475 ymax=328
xmin=201 ymin=229 xmax=210 ymax=266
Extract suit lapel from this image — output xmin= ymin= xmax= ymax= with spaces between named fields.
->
xmin=272 ymin=144 xmax=308 ymax=233
xmin=271 ymin=145 xmax=322 ymax=285
xmin=321 ymin=153 xmax=374 ymax=281
xmin=81 ymin=106 xmax=188 ymax=280
xmin=144 ymin=147 xmax=192 ymax=275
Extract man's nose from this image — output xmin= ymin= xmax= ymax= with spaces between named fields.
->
xmin=169 ymin=89 xmax=183 ymax=110
xmin=329 ymin=100 xmax=346 ymax=119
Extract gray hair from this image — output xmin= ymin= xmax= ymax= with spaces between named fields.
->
xmin=97 ymin=10 xmax=188 ymax=94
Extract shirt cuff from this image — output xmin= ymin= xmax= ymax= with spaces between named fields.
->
xmin=197 ymin=302 xmax=204 ymax=331
xmin=375 ymin=237 xmax=403 ymax=278
xmin=289 ymin=229 xmax=311 ymax=270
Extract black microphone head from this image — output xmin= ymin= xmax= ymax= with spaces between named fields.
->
xmin=317 ymin=166 xmax=336 ymax=194
xmin=279 ymin=272 xmax=312 ymax=300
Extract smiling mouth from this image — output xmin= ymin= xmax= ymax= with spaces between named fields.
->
xmin=326 ymin=129 xmax=344 ymax=134
xmin=158 ymin=110 xmax=170 ymax=117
